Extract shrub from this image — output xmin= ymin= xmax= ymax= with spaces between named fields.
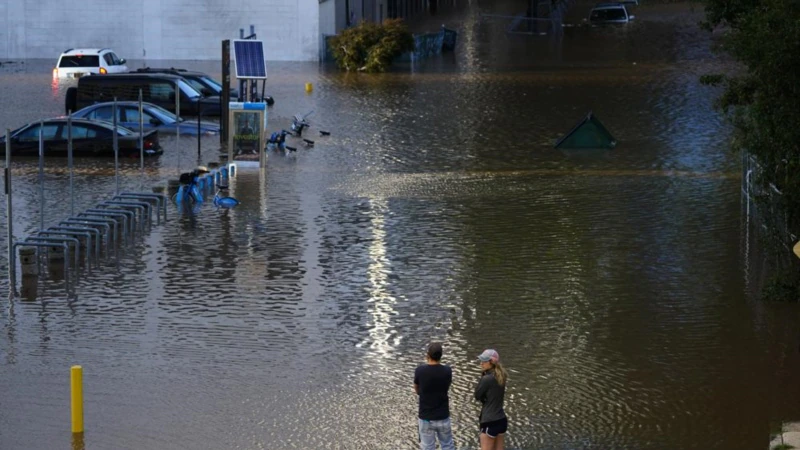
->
xmin=330 ymin=19 xmax=415 ymax=73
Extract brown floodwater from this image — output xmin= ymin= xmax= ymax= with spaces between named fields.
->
xmin=1 ymin=2 xmax=799 ymax=449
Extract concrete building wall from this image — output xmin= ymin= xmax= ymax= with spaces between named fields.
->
xmin=319 ymin=1 xmax=337 ymax=36
xmin=1 ymin=0 xmax=319 ymax=61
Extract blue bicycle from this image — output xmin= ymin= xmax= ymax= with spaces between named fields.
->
xmin=214 ymin=184 xmax=240 ymax=208
xmin=174 ymin=167 xmax=208 ymax=205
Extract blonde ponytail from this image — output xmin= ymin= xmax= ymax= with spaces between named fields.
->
xmin=492 ymin=361 xmax=508 ymax=386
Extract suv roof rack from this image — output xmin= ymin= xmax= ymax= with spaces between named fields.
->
xmin=63 ymin=48 xmax=74 ymax=53
xmin=135 ymin=67 xmax=189 ymax=73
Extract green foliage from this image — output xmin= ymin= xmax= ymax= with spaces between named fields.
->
xmin=772 ymin=445 xmax=794 ymax=450
xmin=329 ymin=19 xmax=415 ymax=73
xmin=704 ymin=0 xmax=800 ymax=269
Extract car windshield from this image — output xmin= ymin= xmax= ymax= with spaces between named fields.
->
xmin=59 ymin=55 xmax=100 ymax=68
xmin=184 ymin=78 xmax=208 ymax=94
xmin=177 ymin=79 xmax=202 ymax=100
xmin=147 ymin=104 xmax=182 ymax=123
xmin=199 ymin=76 xmax=223 ymax=93
xmin=591 ymin=7 xmax=627 ymax=20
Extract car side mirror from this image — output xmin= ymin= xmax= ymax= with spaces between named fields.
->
xmin=119 ymin=58 xmax=126 ymax=65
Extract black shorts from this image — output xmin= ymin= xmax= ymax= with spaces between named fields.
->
xmin=479 ymin=417 xmax=508 ymax=438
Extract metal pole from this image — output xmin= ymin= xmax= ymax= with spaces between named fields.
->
xmin=175 ymin=84 xmax=180 ymax=174
xmin=197 ymin=111 xmax=201 ymax=158
xmin=221 ymin=39 xmax=231 ymax=147
xmin=113 ymin=98 xmax=119 ymax=195
xmin=68 ymin=112 xmax=74 ymax=216
xmin=6 ymin=128 xmax=14 ymax=294
xmin=139 ymin=89 xmax=144 ymax=177
xmin=38 ymin=121 xmax=44 ymax=231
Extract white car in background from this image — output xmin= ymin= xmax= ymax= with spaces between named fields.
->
xmin=589 ymin=3 xmax=635 ymax=24
xmin=53 ymin=48 xmax=128 ymax=79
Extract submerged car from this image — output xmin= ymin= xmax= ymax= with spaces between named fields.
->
xmin=54 ymin=48 xmax=128 ymax=79
xmin=0 ymin=118 xmax=162 ymax=158
xmin=589 ymin=3 xmax=635 ymax=24
xmin=66 ymin=73 xmax=221 ymax=116
xmin=72 ymin=101 xmax=220 ymax=136
xmin=131 ymin=67 xmax=274 ymax=105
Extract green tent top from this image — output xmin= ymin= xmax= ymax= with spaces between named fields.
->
xmin=554 ymin=111 xmax=617 ymax=149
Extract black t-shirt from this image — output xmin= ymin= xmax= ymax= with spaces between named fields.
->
xmin=414 ymin=364 xmax=452 ymax=420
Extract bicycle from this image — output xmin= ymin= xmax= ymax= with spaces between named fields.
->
xmin=290 ymin=111 xmax=314 ymax=137
xmin=173 ymin=167 xmax=209 ymax=206
xmin=213 ymin=184 xmax=240 ymax=208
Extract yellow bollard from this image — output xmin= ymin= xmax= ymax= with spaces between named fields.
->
xmin=71 ymin=365 xmax=83 ymax=434
xmin=305 ymin=82 xmax=313 ymax=93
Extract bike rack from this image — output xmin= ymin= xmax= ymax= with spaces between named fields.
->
xmin=36 ymin=230 xmax=93 ymax=272
xmin=80 ymin=211 xmax=130 ymax=246
xmin=85 ymin=208 xmax=135 ymax=240
xmin=22 ymin=236 xmax=80 ymax=279
xmin=62 ymin=218 xmax=116 ymax=257
xmin=203 ymin=173 xmax=215 ymax=189
xmin=117 ymin=193 xmax=167 ymax=224
xmin=90 ymin=206 xmax=138 ymax=236
xmin=107 ymin=199 xmax=154 ymax=228
xmin=11 ymin=242 xmax=71 ymax=293
xmin=50 ymin=225 xmax=103 ymax=263
xmin=98 ymin=201 xmax=150 ymax=232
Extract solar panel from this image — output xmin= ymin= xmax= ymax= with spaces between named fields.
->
xmin=233 ymin=40 xmax=267 ymax=79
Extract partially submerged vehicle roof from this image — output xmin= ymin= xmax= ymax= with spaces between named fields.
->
xmin=82 ymin=72 xmax=185 ymax=81
xmin=74 ymin=100 xmax=163 ymax=107
xmin=593 ymin=2 xmax=625 ymax=8
xmin=48 ymin=116 xmax=135 ymax=128
xmin=132 ymin=67 xmax=208 ymax=76
xmin=60 ymin=48 xmax=113 ymax=55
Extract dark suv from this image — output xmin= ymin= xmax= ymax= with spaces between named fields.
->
xmin=131 ymin=67 xmax=274 ymax=106
xmin=65 ymin=73 xmax=222 ymax=116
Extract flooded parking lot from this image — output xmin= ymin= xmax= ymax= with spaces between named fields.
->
xmin=1 ymin=2 xmax=800 ymax=449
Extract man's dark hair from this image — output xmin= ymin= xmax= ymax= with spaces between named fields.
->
xmin=427 ymin=342 xmax=443 ymax=361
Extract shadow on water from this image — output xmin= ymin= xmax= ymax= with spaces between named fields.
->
xmin=0 ymin=2 xmax=798 ymax=449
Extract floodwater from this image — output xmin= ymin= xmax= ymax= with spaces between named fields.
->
xmin=1 ymin=2 xmax=800 ymax=449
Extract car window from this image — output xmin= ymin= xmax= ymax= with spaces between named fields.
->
xmin=109 ymin=52 xmax=123 ymax=65
xmin=103 ymin=54 xmax=114 ymax=66
xmin=149 ymin=83 xmax=176 ymax=102
xmin=69 ymin=124 xmax=98 ymax=139
xmin=199 ymin=76 xmax=223 ymax=93
xmin=124 ymin=107 xmax=158 ymax=124
xmin=87 ymin=105 xmax=115 ymax=121
xmin=177 ymin=79 xmax=201 ymax=98
xmin=184 ymin=78 xmax=207 ymax=93
xmin=59 ymin=55 xmax=100 ymax=68
xmin=591 ymin=8 xmax=626 ymax=20
xmin=17 ymin=124 xmax=61 ymax=141
xmin=147 ymin=104 xmax=179 ymax=121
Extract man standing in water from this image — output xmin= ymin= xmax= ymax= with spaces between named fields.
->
xmin=414 ymin=342 xmax=455 ymax=450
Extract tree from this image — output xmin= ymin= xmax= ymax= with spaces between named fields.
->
xmin=703 ymin=0 xmax=800 ymax=299
xmin=329 ymin=19 xmax=415 ymax=73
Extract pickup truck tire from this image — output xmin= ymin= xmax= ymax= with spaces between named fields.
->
xmin=65 ymin=87 xmax=78 ymax=115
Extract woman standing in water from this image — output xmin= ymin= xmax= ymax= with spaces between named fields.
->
xmin=475 ymin=349 xmax=508 ymax=450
